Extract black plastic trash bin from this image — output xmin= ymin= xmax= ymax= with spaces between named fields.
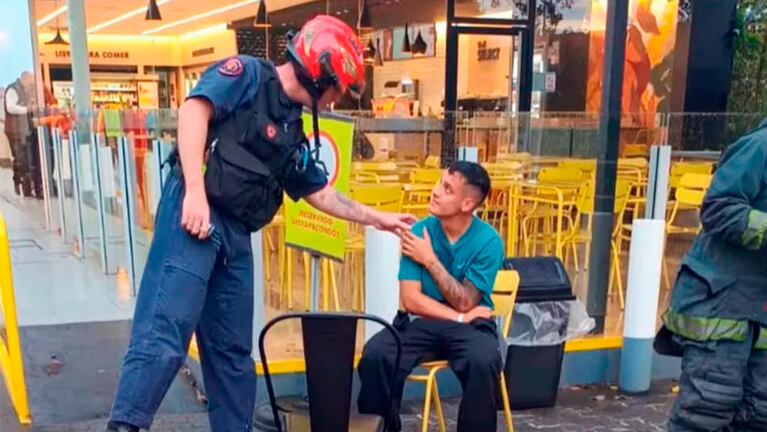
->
xmin=502 ymin=257 xmax=575 ymax=410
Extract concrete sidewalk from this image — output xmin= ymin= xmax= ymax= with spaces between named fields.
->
xmin=0 ymin=181 xmax=205 ymax=432
xmin=2 ymin=380 xmax=677 ymax=431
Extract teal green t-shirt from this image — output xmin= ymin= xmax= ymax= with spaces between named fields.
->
xmin=398 ymin=216 xmax=505 ymax=309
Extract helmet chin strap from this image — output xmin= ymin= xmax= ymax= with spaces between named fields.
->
xmin=310 ymin=97 xmax=329 ymax=176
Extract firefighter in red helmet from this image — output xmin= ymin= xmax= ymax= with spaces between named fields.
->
xmin=106 ymin=15 xmax=415 ymax=432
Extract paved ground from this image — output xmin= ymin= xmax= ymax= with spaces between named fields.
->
xmin=2 ymin=380 xmax=677 ymax=431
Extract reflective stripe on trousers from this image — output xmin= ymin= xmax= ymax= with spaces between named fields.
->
xmin=669 ymin=322 xmax=767 ymax=431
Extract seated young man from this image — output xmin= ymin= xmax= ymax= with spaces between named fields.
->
xmin=358 ymin=161 xmax=505 ymax=432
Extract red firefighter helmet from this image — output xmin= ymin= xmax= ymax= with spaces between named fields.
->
xmin=286 ymin=15 xmax=366 ymax=100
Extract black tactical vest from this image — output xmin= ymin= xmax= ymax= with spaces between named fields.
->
xmin=196 ymin=62 xmax=306 ymax=232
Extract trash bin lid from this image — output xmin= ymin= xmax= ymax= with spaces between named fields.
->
xmin=503 ymin=257 xmax=574 ymax=302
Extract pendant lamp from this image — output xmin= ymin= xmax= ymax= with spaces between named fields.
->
xmin=375 ymin=37 xmax=384 ymax=66
xmin=364 ymin=38 xmax=376 ymax=63
xmin=45 ymin=28 xmax=69 ymax=46
xmin=412 ymin=29 xmax=427 ymax=55
xmin=402 ymin=23 xmax=411 ymax=53
xmin=254 ymin=0 xmax=270 ymax=28
xmin=145 ymin=0 xmax=162 ymax=20
xmin=46 ymin=0 xmax=69 ymax=45
xmin=357 ymin=0 xmax=372 ymax=31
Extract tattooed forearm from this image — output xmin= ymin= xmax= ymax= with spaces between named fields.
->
xmin=305 ymin=186 xmax=378 ymax=225
xmin=334 ymin=193 xmax=375 ymax=224
xmin=424 ymin=258 xmax=481 ymax=312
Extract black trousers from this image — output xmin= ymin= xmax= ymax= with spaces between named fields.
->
xmin=8 ymin=134 xmax=40 ymax=196
xmin=358 ymin=312 xmax=502 ymax=432
xmin=668 ymin=323 xmax=767 ymax=431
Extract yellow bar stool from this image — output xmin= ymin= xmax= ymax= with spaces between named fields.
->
xmin=406 ymin=270 xmax=521 ymax=432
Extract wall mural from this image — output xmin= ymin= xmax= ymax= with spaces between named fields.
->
xmin=586 ymin=0 xmax=679 ymax=127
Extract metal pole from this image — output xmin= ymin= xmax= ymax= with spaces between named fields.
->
xmin=442 ymin=0 xmax=459 ymax=168
xmin=517 ymin=0 xmax=535 ymax=114
xmin=92 ymin=133 xmax=109 ymax=273
xmin=68 ymin=130 xmax=86 ymax=259
xmin=154 ymin=140 xmax=165 ymax=190
xmin=52 ymin=128 xmax=68 ymax=241
xmin=36 ymin=126 xmax=52 ymax=231
xmin=586 ymin=0 xmax=629 ymax=333
xmin=310 ymin=255 xmax=321 ymax=312
xmin=67 ymin=0 xmax=92 ymax=117
xmin=118 ymin=136 xmax=137 ymax=295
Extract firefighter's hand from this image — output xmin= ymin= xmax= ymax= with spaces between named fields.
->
xmin=374 ymin=212 xmax=418 ymax=236
xmin=182 ymin=188 xmax=211 ymax=240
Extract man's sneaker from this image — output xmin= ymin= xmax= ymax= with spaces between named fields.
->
xmin=105 ymin=421 xmax=140 ymax=432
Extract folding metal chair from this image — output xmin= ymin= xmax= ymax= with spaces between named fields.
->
xmin=259 ymin=312 xmax=402 ymax=432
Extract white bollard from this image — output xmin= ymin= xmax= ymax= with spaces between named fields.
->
xmin=619 ymin=219 xmax=666 ymax=393
xmin=364 ymin=226 xmax=401 ymax=342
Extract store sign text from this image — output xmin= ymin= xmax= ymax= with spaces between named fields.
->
xmin=477 ymin=41 xmax=501 ymax=62
xmin=54 ymin=50 xmax=130 ymax=59
xmin=192 ymin=47 xmax=215 ymax=57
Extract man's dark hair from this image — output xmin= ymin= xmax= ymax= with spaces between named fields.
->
xmin=447 ymin=161 xmax=491 ymax=205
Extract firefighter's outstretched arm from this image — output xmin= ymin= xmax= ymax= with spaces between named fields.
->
xmin=305 ymin=185 xmax=416 ymax=235
xmin=700 ymin=136 xmax=767 ymax=250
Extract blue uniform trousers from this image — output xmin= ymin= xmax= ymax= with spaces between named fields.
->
xmin=669 ymin=323 xmax=767 ymax=431
xmin=109 ymin=171 xmax=256 ymax=431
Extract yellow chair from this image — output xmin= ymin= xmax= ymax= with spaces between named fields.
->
xmin=619 ymin=157 xmax=648 ymax=170
xmin=668 ymin=162 xmax=713 ymax=190
xmin=407 ymin=270 xmax=520 ymax=432
xmin=622 ymin=143 xmax=649 ymax=158
xmin=411 ymin=168 xmax=443 ymax=185
xmin=537 ymin=166 xmax=582 ymax=185
xmin=666 ymin=173 xmax=713 ymax=236
xmin=563 ymin=180 xmax=632 ymax=308
xmin=518 ymin=167 xmax=582 ymax=257
xmin=558 ymin=159 xmax=596 ymax=180
xmin=403 ymin=183 xmax=433 ymax=220
xmin=352 ymin=161 xmax=400 ymax=183
xmin=660 ymin=173 xmax=713 ymax=291
xmin=423 ymin=155 xmax=441 ymax=168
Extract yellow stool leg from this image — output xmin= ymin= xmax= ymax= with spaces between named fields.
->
xmin=500 ymin=371 xmax=514 ymax=431
xmin=611 ymin=241 xmax=625 ymax=310
xmin=322 ymin=259 xmax=329 ymax=311
xmin=264 ymin=229 xmax=273 ymax=281
xmin=421 ymin=376 xmax=434 ymax=432
xmin=329 ymin=260 xmax=340 ymax=311
xmin=286 ymin=249 xmax=293 ymax=310
xmin=303 ymin=252 xmax=311 ymax=311
xmin=351 ymin=253 xmax=360 ymax=311
xmin=431 ymin=380 xmax=447 ymax=432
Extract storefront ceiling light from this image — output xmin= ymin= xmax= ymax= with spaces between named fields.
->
xmin=37 ymin=5 xmax=68 ymax=27
xmin=180 ymin=23 xmax=228 ymax=39
xmin=143 ymin=0 xmax=258 ymax=35
xmin=88 ymin=0 xmax=174 ymax=33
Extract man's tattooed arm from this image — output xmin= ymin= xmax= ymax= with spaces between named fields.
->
xmin=304 ymin=185 xmax=378 ymax=225
xmin=423 ymin=258 xmax=481 ymax=313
